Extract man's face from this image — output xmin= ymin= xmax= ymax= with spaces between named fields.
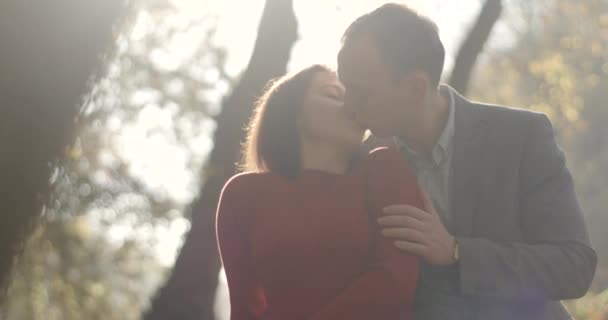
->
xmin=337 ymin=33 xmax=418 ymax=138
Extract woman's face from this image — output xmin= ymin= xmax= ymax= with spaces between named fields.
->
xmin=298 ymin=70 xmax=366 ymax=151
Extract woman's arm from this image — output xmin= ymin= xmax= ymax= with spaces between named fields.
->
xmin=216 ymin=174 xmax=266 ymax=320
xmin=310 ymin=148 xmax=421 ymax=320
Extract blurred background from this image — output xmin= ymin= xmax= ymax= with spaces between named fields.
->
xmin=0 ymin=0 xmax=607 ymax=319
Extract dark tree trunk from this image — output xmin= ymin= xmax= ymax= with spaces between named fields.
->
xmin=0 ymin=0 xmax=127 ymax=302
xmin=143 ymin=1 xmax=298 ymax=319
xmin=448 ymin=0 xmax=503 ymax=95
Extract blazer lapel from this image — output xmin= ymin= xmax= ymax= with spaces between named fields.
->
xmin=449 ymin=92 xmax=489 ymax=236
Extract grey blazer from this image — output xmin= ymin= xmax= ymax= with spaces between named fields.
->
xmin=366 ymin=89 xmax=597 ymax=320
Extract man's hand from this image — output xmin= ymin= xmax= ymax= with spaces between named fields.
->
xmin=378 ymin=191 xmax=457 ymax=266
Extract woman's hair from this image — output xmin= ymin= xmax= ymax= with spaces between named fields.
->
xmin=241 ymin=64 xmax=331 ymax=177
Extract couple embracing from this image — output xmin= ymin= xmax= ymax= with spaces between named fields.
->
xmin=216 ymin=4 xmax=596 ymax=320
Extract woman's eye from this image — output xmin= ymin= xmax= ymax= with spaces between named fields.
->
xmin=324 ymin=90 xmax=342 ymax=101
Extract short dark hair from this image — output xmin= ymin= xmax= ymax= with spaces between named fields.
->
xmin=241 ymin=65 xmax=331 ymax=177
xmin=342 ymin=3 xmax=445 ymax=87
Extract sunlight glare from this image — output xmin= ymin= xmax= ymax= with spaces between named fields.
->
xmin=119 ymin=2 xmax=487 ymax=312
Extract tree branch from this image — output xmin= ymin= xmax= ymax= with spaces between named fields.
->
xmin=0 ymin=0 xmax=129 ymax=302
xmin=448 ymin=0 xmax=503 ymax=94
xmin=142 ymin=1 xmax=298 ymax=319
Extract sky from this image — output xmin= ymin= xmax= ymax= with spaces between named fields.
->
xmin=207 ymin=0 xmax=483 ymax=73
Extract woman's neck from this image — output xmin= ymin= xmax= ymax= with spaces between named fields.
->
xmin=300 ymin=140 xmax=352 ymax=175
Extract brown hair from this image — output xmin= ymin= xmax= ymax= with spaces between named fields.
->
xmin=342 ymin=3 xmax=445 ymax=87
xmin=241 ymin=64 xmax=331 ymax=177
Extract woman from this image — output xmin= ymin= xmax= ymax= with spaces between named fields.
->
xmin=216 ymin=65 xmax=424 ymax=320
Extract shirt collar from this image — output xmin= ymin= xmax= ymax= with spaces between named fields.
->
xmin=397 ymin=85 xmax=456 ymax=168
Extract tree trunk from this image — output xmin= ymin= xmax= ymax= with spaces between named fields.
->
xmin=143 ymin=1 xmax=298 ymax=319
xmin=0 ymin=0 xmax=127 ymax=302
xmin=448 ymin=0 xmax=503 ymax=95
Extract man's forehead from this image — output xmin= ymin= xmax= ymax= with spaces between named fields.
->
xmin=338 ymin=37 xmax=383 ymax=81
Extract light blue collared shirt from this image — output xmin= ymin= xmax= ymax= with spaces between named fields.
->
xmin=395 ymin=85 xmax=456 ymax=224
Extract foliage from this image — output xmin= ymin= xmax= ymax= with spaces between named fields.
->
xmin=564 ymin=290 xmax=608 ymax=320
xmin=471 ymin=0 xmax=608 ymax=316
xmin=5 ymin=219 xmax=163 ymax=320
xmin=0 ymin=0 xmax=129 ymax=300
xmin=3 ymin=0 xmax=607 ymax=319
xmin=3 ymin=1 xmax=230 ymax=319
xmin=143 ymin=0 xmax=298 ymax=318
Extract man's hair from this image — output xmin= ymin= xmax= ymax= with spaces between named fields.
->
xmin=342 ymin=3 xmax=445 ymax=88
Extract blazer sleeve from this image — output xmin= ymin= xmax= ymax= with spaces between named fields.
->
xmin=458 ymin=113 xmax=597 ymax=300
xmin=310 ymin=147 xmax=420 ymax=320
xmin=216 ymin=175 xmax=267 ymax=320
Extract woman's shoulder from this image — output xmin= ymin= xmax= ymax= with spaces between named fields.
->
xmin=363 ymin=147 xmax=416 ymax=181
xmin=365 ymin=146 xmax=404 ymax=167
xmin=217 ymin=173 xmax=275 ymax=230
xmin=363 ymin=148 xmax=422 ymax=209
xmin=219 ymin=171 xmax=293 ymax=217
xmin=222 ymin=171 xmax=275 ymax=195
xmin=222 ymin=171 xmax=291 ymax=201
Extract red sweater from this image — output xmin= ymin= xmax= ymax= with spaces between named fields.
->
xmin=216 ymin=147 xmax=423 ymax=320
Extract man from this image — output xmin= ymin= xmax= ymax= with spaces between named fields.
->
xmin=338 ymin=3 xmax=596 ymax=319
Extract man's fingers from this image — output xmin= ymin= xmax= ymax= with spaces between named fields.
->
xmin=420 ymin=190 xmax=438 ymax=216
xmin=381 ymin=228 xmax=426 ymax=243
xmin=377 ymin=215 xmax=425 ymax=230
xmin=382 ymin=204 xmax=411 ymax=215
xmin=382 ymin=204 xmax=430 ymax=219
xmin=394 ymin=241 xmax=426 ymax=255
xmin=382 ymin=205 xmax=431 ymax=222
